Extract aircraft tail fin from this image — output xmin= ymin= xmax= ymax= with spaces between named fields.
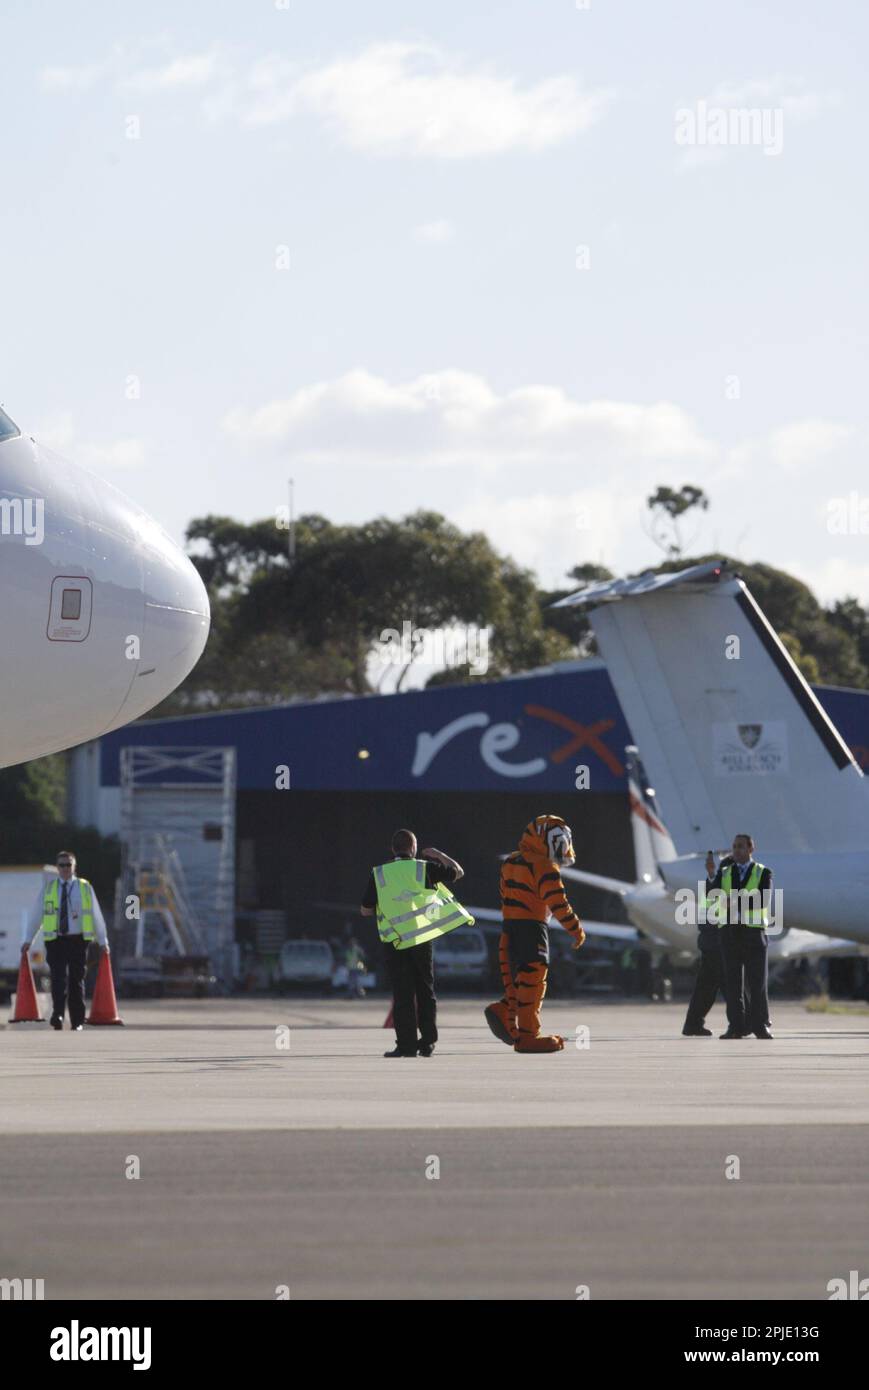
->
xmin=554 ymin=562 xmax=866 ymax=855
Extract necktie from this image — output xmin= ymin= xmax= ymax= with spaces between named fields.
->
xmin=59 ymin=882 xmax=69 ymax=936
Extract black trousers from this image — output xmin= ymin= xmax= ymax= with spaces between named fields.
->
xmin=505 ymin=920 xmax=550 ymax=975
xmin=720 ymin=926 xmax=770 ymax=1034
xmin=385 ymin=941 xmax=437 ymax=1053
xmin=46 ymin=936 xmax=89 ymax=1027
xmin=684 ymin=947 xmax=722 ymax=1028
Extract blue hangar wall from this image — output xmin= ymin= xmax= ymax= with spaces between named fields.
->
xmin=94 ymin=663 xmax=869 ymax=931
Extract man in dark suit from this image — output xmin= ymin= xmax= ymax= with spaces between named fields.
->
xmin=681 ymin=902 xmax=724 ymax=1036
xmin=705 ymin=834 xmax=774 ymax=1040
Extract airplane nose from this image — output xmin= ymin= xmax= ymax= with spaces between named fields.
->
xmin=122 ymin=513 xmax=211 ymax=720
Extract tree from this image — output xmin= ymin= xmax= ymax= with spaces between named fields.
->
xmin=159 ymin=510 xmax=576 ymax=710
xmin=541 ymin=563 xmax=615 ymax=655
xmin=651 ymin=555 xmax=869 ymax=689
xmin=0 ymin=754 xmax=119 ymax=910
xmin=827 ymin=598 xmax=869 ymax=678
xmin=162 ymin=516 xmax=869 ymax=711
xmin=645 ymin=485 xmax=709 ymax=558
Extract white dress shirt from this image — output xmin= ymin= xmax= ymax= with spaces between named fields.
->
xmin=26 ymin=874 xmax=108 ymax=947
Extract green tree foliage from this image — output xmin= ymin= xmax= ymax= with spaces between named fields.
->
xmin=541 ymin=563 xmax=615 ymax=655
xmin=158 ymin=510 xmax=574 ymax=710
xmin=650 ymin=555 xmax=869 ymax=688
xmin=0 ymin=753 xmax=119 ymax=907
xmin=827 ymin=598 xmax=869 ymax=681
xmin=155 ymin=513 xmax=869 ymax=711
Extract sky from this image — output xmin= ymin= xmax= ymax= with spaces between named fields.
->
xmin=2 ymin=0 xmax=868 ymax=607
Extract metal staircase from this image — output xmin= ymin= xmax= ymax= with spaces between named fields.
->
xmin=115 ymin=745 xmax=236 ymax=981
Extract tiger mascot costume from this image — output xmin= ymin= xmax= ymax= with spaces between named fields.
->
xmin=485 ymin=814 xmax=586 ymax=1053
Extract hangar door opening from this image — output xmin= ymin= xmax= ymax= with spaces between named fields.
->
xmin=118 ymin=746 xmax=236 ymax=982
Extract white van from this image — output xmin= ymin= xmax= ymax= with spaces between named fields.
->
xmin=0 ymin=866 xmax=54 ymax=1001
xmin=434 ymin=927 xmax=489 ymax=987
xmin=278 ymin=940 xmax=335 ymax=989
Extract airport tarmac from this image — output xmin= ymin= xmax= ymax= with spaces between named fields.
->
xmin=2 ymin=997 xmax=868 ymax=1299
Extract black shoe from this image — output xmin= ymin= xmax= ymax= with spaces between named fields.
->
xmin=418 ymin=1043 xmax=435 ymax=1057
xmin=719 ymin=1029 xmax=746 ymax=1039
xmin=753 ymin=1026 xmax=774 ymax=1039
xmin=72 ymin=1024 xmax=84 ymax=1032
xmin=383 ymin=1047 xmax=416 ymax=1057
xmin=682 ymin=1025 xmax=712 ymax=1036
xmin=50 ymin=1016 xmax=62 ymax=1031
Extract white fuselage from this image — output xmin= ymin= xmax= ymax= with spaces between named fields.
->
xmin=0 ymin=426 xmax=209 ymax=766
xmin=655 ymin=853 xmax=869 ymax=946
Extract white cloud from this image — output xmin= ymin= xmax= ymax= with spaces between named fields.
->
xmin=123 ymin=50 xmax=226 ymax=93
xmin=243 ymin=42 xmax=610 ymax=156
xmin=39 ymin=39 xmax=611 ymax=158
xmin=769 ymin=418 xmax=853 ymax=470
xmin=220 ymin=368 xmax=869 ymax=587
xmin=77 ymin=439 xmax=147 ymax=471
xmin=220 ymin=368 xmax=714 ymax=470
xmin=710 ymin=76 xmax=840 ymax=120
xmin=456 ymin=487 xmax=633 ymax=585
xmin=786 ymin=554 xmax=869 ymax=608
xmin=36 ymin=415 xmax=145 ymax=471
xmin=39 ymin=50 xmax=123 ymax=92
xmin=244 ymin=43 xmax=608 ymax=156
xmin=675 ymin=75 xmax=840 ymax=170
xmin=414 ymin=219 xmax=455 ymax=243
xmin=727 ymin=418 xmax=853 ymax=476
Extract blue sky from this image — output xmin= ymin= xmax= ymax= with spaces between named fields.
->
xmin=2 ymin=0 xmax=867 ymax=602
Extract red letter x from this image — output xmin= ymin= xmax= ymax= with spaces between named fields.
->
xmin=524 ymin=705 xmax=625 ymax=777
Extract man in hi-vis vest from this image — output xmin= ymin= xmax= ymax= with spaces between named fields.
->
xmin=361 ymin=829 xmax=471 ymax=1057
xmin=21 ymin=851 xmax=109 ymax=1031
xmin=703 ymin=834 xmax=774 ymax=1040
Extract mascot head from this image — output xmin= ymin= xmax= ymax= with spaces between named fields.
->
xmin=519 ymin=814 xmax=576 ymax=865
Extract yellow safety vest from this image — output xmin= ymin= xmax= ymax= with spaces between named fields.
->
xmin=373 ymin=859 xmax=474 ymax=951
xmin=703 ymin=862 xmax=768 ymax=927
xmin=42 ymin=878 xmax=95 ymax=942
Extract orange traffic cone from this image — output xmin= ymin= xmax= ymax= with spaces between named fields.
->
xmin=85 ymin=952 xmax=124 ymax=1026
xmin=10 ymin=950 xmax=44 ymax=1023
xmin=382 ymin=999 xmax=418 ymax=1029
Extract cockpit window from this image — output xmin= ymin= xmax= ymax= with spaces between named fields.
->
xmin=0 ymin=407 xmax=20 ymax=443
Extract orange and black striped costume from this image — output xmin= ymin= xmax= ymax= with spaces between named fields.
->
xmin=485 ymin=815 xmax=585 ymax=1053
xmin=501 ymin=852 xmax=582 ymax=936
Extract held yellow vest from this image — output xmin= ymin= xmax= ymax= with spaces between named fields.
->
xmin=42 ymin=878 xmax=95 ymax=942
xmin=702 ymin=862 xmax=768 ymax=927
xmin=373 ymin=859 xmax=474 ymax=951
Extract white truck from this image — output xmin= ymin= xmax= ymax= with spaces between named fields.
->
xmin=0 ymin=865 xmax=54 ymax=1003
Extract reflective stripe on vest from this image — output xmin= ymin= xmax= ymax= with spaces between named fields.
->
xmin=704 ymin=862 xmax=767 ymax=926
xmin=42 ymin=878 xmax=95 ymax=942
xmin=373 ymin=859 xmax=474 ymax=951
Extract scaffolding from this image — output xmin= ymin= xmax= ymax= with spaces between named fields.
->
xmin=116 ymin=746 xmax=236 ymax=982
